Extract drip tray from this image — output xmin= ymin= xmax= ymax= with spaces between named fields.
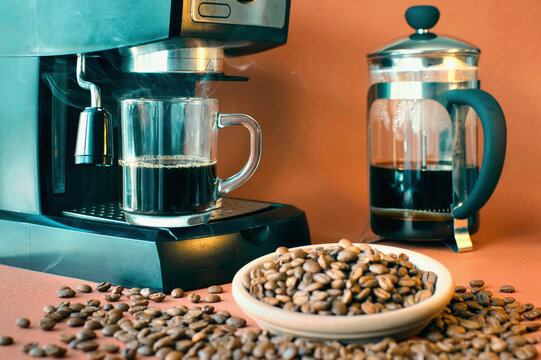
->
xmin=62 ymin=198 xmax=273 ymax=225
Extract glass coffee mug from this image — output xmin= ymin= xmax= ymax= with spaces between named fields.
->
xmin=119 ymin=97 xmax=261 ymax=227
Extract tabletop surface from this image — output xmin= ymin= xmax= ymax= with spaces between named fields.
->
xmin=0 ymin=232 xmax=540 ymax=359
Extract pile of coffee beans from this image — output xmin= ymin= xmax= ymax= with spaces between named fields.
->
xmin=243 ymin=240 xmax=437 ymax=315
xmin=1 ymin=284 xmax=232 ymax=359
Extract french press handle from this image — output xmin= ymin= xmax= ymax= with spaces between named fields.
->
xmin=445 ymin=89 xmax=507 ymax=219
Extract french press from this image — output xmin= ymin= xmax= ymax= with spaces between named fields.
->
xmin=366 ymin=6 xmax=506 ymax=252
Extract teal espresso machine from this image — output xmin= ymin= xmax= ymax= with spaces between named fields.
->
xmin=0 ymin=0 xmax=310 ymax=291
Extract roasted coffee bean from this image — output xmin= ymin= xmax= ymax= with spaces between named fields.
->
xmin=22 ymin=341 xmax=39 ymax=353
xmin=67 ymin=317 xmax=85 ymax=327
xmin=77 ymin=284 xmax=92 ymax=293
xmin=96 ymin=282 xmax=112 ymax=292
xmin=69 ymin=302 xmax=85 ymax=312
xmin=170 ymin=288 xmax=184 ymax=298
xmin=84 ymin=319 xmax=103 ymax=331
xmin=121 ymin=347 xmax=137 ymax=360
xmin=0 ymin=335 xmax=14 ymax=345
xmin=101 ymin=344 xmax=119 ymax=354
xmin=471 ymin=286 xmax=485 ymax=295
xmin=188 ymin=293 xmax=201 ymax=303
xmin=476 ymin=291 xmax=491 ymax=306
xmin=514 ymin=345 xmax=538 ymax=360
xmin=225 ymin=316 xmax=246 ymax=328
xmin=291 ymin=248 xmax=308 ymax=259
xmin=149 ymin=293 xmax=166 ymax=302
xmin=101 ymin=324 xmax=120 ymax=337
xmin=43 ymin=304 xmax=56 ymax=314
xmin=39 ymin=319 xmax=56 ymax=331
xmin=70 ymin=312 xmax=90 ymax=320
xmin=213 ymin=310 xmax=231 ymax=324
xmin=123 ymin=289 xmax=139 ymax=297
xmin=369 ymin=263 xmax=388 ymax=275
xmin=491 ymin=297 xmax=506 ymax=307
xmin=58 ymin=334 xmax=75 ymax=344
xmin=76 ymin=340 xmax=99 ymax=352
xmin=86 ymin=299 xmax=101 ymax=307
xmin=106 ymin=313 xmax=123 ymax=325
xmin=87 ymin=349 xmax=106 ymax=360
xmin=43 ymin=343 xmax=67 ymax=358
xmin=28 ymin=347 xmax=46 ymax=357
xmin=302 ymin=260 xmax=321 ymax=273
xmin=164 ymin=351 xmax=183 ymax=360
xmin=114 ymin=303 xmax=129 ymax=312
xmin=111 ymin=286 xmax=124 ymax=295
xmin=208 ymin=285 xmax=223 ymax=294
xmin=105 ymin=294 xmax=121 ymax=302
xmin=137 ymin=345 xmax=154 ymax=356
xmin=16 ymin=317 xmax=31 ymax=328
xmin=500 ymin=285 xmax=516 ymax=293
xmin=470 ymin=279 xmax=485 ymax=288
xmin=77 ymin=329 xmax=97 ymax=342
xmin=57 ymin=286 xmax=76 ymax=298
xmin=205 ymin=294 xmax=221 ymax=303
xmin=140 ymin=288 xmax=153 ymax=298
xmin=130 ymin=299 xmax=149 ymax=307
xmin=153 ymin=336 xmax=174 ymax=352
xmin=202 ymin=305 xmax=215 ymax=314
xmin=155 ymin=347 xmax=173 ymax=359
xmin=44 ymin=313 xmax=63 ymax=322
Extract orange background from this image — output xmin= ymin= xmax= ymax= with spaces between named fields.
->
xmin=212 ymin=0 xmax=541 ymax=244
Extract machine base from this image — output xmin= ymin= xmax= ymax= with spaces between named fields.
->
xmin=0 ymin=199 xmax=310 ymax=292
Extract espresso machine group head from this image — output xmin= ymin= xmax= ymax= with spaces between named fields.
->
xmin=0 ymin=0 xmax=310 ymax=291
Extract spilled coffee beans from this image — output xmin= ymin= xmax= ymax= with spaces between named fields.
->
xmin=7 ymin=250 xmax=539 ymax=360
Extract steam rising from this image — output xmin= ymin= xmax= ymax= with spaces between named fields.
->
xmin=42 ymin=72 xmax=84 ymax=110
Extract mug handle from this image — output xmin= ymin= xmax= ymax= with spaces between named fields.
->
xmin=445 ymin=89 xmax=507 ymax=219
xmin=216 ymin=113 xmax=262 ymax=197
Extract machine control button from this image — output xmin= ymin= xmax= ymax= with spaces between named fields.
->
xmin=198 ymin=3 xmax=231 ymax=18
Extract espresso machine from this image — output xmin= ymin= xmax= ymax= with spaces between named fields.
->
xmin=0 ymin=0 xmax=310 ymax=291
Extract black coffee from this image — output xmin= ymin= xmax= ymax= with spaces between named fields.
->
xmin=370 ymin=161 xmax=479 ymax=239
xmin=120 ymin=155 xmax=217 ymax=215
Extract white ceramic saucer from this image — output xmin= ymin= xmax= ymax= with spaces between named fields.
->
xmin=232 ymin=244 xmax=454 ymax=342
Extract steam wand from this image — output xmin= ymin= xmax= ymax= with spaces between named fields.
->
xmin=76 ymin=54 xmax=101 ymax=108
xmin=74 ymin=54 xmax=113 ymax=166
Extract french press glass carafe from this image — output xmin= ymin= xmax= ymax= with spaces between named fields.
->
xmin=367 ymin=6 xmax=506 ymax=252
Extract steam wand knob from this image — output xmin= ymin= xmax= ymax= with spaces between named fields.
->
xmin=74 ymin=53 xmax=114 ymax=166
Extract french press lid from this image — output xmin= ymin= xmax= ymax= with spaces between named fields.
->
xmin=368 ymin=6 xmax=480 ymax=73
